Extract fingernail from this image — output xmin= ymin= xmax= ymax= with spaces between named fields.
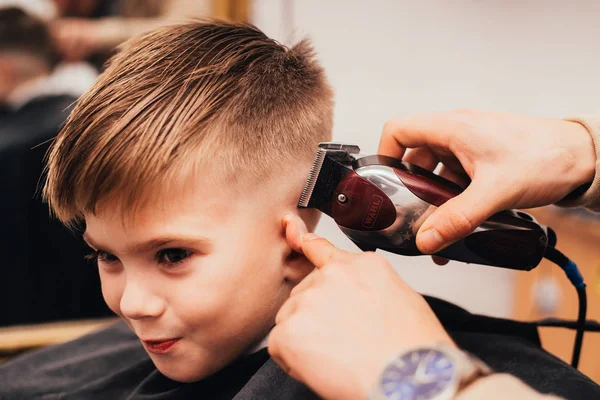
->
xmin=302 ymin=233 xmax=319 ymax=242
xmin=419 ymin=229 xmax=444 ymax=254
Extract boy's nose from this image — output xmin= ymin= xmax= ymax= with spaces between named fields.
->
xmin=120 ymin=279 xmax=165 ymax=320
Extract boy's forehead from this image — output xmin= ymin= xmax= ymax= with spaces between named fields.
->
xmin=89 ymin=180 xmax=238 ymax=230
xmin=83 ymin=197 xmax=235 ymax=252
xmin=82 ymin=156 xmax=302 ymax=236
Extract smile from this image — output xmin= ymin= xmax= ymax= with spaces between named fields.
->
xmin=142 ymin=338 xmax=181 ymax=354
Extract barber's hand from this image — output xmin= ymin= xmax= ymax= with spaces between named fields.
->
xmin=379 ymin=110 xmax=597 ymax=254
xmin=269 ymin=215 xmax=454 ymax=400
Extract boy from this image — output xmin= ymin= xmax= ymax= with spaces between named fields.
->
xmin=0 ymin=20 xmax=597 ymax=400
xmin=2 ymin=19 xmax=330 ymax=398
xmin=46 ymin=17 xmax=330 ymax=383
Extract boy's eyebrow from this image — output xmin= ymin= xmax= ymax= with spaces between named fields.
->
xmin=82 ymin=233 xmax=213 ymax=254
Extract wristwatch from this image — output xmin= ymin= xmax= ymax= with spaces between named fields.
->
xmin=368 ymin=344 xmax=492 ymax=400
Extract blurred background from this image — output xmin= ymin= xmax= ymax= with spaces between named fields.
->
xmin=0 ymin=0 xmax=598 ymax=381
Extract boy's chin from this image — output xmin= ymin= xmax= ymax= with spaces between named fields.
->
xmin=149 ymin=344 xmax=246 ymax=383
xmin=151 ymin=354 xmax=224 ymax=383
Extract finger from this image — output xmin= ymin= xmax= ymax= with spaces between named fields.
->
xmin=267 ymin=328 xmax=287 ymax=369
xmin=438 ymin=165 xmax=470 ymax=188
xmin=269 ymin=351 xmax=290 ymax=376
xmin=290 ymin=269 xmax=319 ymax=297
xmin=437 ymin=152 xmax=471 ymax=183
xmin=275 ymin=296 xmax=299 ymax=325
xmin=300 ymin=233 xmax=348 ymax=269
xmin=378 ymin=114 xmax=459 ymax=158
xmin=403 ymin=147 xmax=439 ymax=171
xmin=267 ymin=329 xmax=301 ymax=381
xmin=378 ymin=121 xmax=407 ymax=159
xmin=416 ymin=177 xmax=510 ymax=254
xmin=282 ymin=213 xmax=308 ymax=254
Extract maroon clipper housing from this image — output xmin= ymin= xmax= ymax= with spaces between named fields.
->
xmin=298 ymin=143 xmax=550 ymax=270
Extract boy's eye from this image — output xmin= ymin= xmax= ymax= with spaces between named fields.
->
xmin=157 ymin=248 xmax=192 ymax=265
xmin=85 ymin=250 xmax=119 ymax=264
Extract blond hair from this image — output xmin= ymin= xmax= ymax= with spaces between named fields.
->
xmin=43 ymin=20 xmax=334 ymax=226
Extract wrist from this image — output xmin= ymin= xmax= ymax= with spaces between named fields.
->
xmin=367 ymin=343 xmax=491 ymax=400
xmin=361 ymin=337 xmax=457 ymax=398
xmin=566 ymin=120 xmax=596 ymax=189
xmin=94 ymin=19 xmax=129 ymax=48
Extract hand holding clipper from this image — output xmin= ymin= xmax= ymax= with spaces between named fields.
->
xmin=298 ymin=143 xmax=551 ymax=270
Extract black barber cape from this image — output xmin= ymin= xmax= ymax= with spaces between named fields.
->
xmin=1 ymin=297 xmax=598 ymax=400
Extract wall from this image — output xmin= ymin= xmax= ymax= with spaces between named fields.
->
xmin=252 ymin=0 xmax=600 ymax=317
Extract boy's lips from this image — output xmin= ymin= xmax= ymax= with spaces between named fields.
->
xmin=142 ymin=338 xmax=181 ymax=354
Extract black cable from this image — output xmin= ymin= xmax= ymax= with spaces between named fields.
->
xmin=543 ymin=246 xmax=587 ymax=369
xmin=572 ymin=287 xmax=587 ymax=368
xmin=537 ymin=318 xmax=600 ymax=332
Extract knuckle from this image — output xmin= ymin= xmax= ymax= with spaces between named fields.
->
xmin=362 ymin=253 xmax=395 ymax=277
xmin=274 ymin=319 xmax=297 ymax=344
xmin=282 ymin=315 xmax=307 ymax=344
xmin=361 ymin=251 xmax=385 ymax=265
xmin=274 ymin=305 xmax=288 ymax=325
xmin=281 ymin=319 xmax=296 ymax=336
xmin=298 ymin=290 xmax=313 ymax=306
xmin=289 ymin=283 xmax=305 ymax=298
xmin=322 ymin=263 xmax=342 ymax=279
xmin=300 ymin=289 xmax=322 ymax=310
xmin=382 ymin=118 xmax=400 ymax=136
xmin=322 ymin=262 xmax=352 ymax=282
xmin=448 ymin=109 xmax=478 ymax=134
xmin=444 ymin=207 xmax=477 ymax=238
xmin=267 ymin=330 xmax=281 ymax=353
xmin=325 ymin=250 xmax=346 ymax=265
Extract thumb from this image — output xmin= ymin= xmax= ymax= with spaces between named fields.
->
xmin=416 ymin=178 xmax=508 ymax=254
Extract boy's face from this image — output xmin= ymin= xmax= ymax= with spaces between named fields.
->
xmin=84 ymin=174 xmax=316 ymax=382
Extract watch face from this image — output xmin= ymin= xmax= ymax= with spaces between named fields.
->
xmin=380 ymin=348 xmax=456 ymax=400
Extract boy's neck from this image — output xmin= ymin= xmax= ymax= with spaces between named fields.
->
xmin=245 ymin=331 xmax=270 ymax=355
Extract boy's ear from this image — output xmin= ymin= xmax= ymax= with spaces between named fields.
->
xmin=281 ymin=213 xmax=314 ymax=285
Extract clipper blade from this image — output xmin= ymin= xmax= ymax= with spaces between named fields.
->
xmin=298 ymin=144 xmax=355 ymax=210
xmin=298 ymin=148 xmax=327 ymax=208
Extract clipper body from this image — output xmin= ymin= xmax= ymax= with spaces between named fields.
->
xmin=299 ymin=143 xmax=549 ymax=270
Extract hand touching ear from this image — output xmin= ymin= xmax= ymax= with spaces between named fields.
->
xmin=270 ymin=222 xmax=454 ymax=400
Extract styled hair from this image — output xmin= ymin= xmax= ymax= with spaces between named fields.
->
xmin=0 ymin=7 xmax=58 ymax=67
xmin=43 ymin=20 xmax=334 ymax=226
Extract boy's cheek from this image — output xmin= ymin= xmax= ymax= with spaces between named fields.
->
xmin=98 ymin=272 xmax=125 ymax=316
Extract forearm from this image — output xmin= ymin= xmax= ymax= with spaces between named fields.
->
xmin=92 ymin=18 xmax=164 ymax=48
xmin=457 ymin=374 xmax=563 ymax=400
xmin=93 ymin=0 xmax=212 ymax=49
xmin=558 ymin=115 xmax=600 ymax=211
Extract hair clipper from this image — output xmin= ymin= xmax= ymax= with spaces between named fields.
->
xmin=298 ymin=142 xmax=554 ymax=270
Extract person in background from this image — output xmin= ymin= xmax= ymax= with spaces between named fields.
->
xmin=50 ymin=0 xmax=211 ymax=67
xmin=0 ymin=6 xmax=107 ymax=327
xmin=0 ymin=6 xmax=96 ymax=129
xmin=0 ymin=7 xmax=58 ymax=108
